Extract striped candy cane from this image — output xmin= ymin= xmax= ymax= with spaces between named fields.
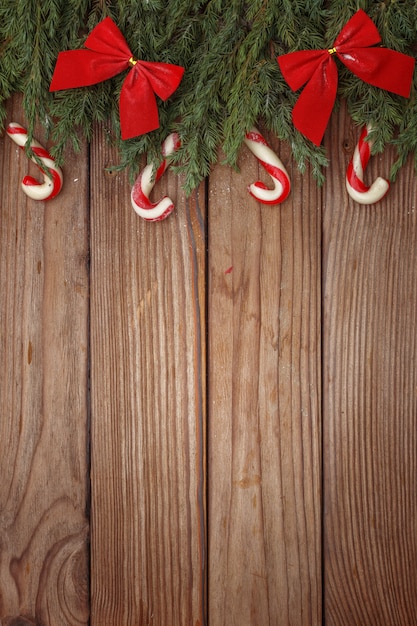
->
xmin=346 ymin=124 xmax=390 ymax=205
xmin=6 ymin=122 xmax=63 ymax=200
xmin=131 ymin=133 xmax=181 ymax=221
xmin=243 ymin=128 xmax=291 ymax=205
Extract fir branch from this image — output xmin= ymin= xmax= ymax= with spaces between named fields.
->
xmin=1 ymin=0 xmax=416 ymax=191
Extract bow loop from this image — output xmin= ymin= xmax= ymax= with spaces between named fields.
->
xmin=85 ymin=15 xmax=132 ymax=59
xmin=50 ymin=17 xmax=184 ymax=139
xmin=333 ymin=8 xmax=381 ymax=51
xmin=136 ymin=60 xmax=185 ymax=101
xmin=277 ymin=10 xmax=415 ymax=146
xmin=279 ymin=50 xmax=329 ymax=92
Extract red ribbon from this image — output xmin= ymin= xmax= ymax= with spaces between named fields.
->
xmin=50 ymin=17 xmax=184 ymax=140
xmin=277 ymin=10 xmax=415 ymax=146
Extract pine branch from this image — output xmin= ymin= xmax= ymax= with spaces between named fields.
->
xmin=1 ymin=0 xmax=416 ymax=190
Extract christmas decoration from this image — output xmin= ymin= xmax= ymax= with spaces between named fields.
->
xmin=277 ymin=10 xmax=415 ymax=146
xmin=131 ymin=133 xmax=181 ymax=221
xmin=49 ymin=17 xmax=184 ymax=140
xmin=346 ymin=124 xmax=390 ymax=205
xmin=243 ymin=128 xmax=291 ymax=205
xmin=1 ymin=2 xmax=417 ymax=200
xmin=6 ymin=122 xmax=63 ymax=201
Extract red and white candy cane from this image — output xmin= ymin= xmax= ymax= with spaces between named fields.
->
xmin=131 ymin=133 xmax=181 ymax=221
xmin=243 ymin=128 xmax=291 ymax=205
xmin=346 ymin=124 xmax=390 ymax=205
xmin=6 ymin=122 xmax=63 ymax=201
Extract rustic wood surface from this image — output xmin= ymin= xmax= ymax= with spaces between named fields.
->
xmin=323 ymin=108 xmax=417 ymax=625
xmin=207 ymin=138 xmax=322 ymax=625
xmin=1 ymin=93 xmax=417 ymax=625
xmin=89 ymin=124 xmax=206 ymax=624
xmin=0 ymin=97 xmax=89 ymax=623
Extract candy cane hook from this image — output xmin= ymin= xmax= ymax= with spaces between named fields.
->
xmin=346 ymin=124 xmax=390 ymax=205
xmin=243 ymin=128 xmax=291 ymax=205
xmin=131 ymin=133 xmax=181 ymax=221
xmin=6 ymin=122 xmax=63 ymax=200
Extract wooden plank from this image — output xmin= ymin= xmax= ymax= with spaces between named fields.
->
xmin=323 ymin=107 xmax=417 ymax=624
xmin=89 ymin=126 xmax=206 ymax=624
xmin=0 ymin=96 xmax=90 ymax=623
xmin=208 ymin=134 xmax=322 ymax=624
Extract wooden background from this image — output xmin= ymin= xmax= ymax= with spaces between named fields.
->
xmin=1 ymin=94 xmax=416 ymax=625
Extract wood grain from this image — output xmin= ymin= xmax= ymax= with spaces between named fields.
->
xmin=323 ymin=107 xmax=417 ymax=625
xmin=3 ymin=95 xmax=417 ymax=626
xmin=89 ymin=125 xmax=206 ymax=624
xmin=207 ymin=134 xmax=322 ymax=625
xmin=0 ymin=96 xmax=89 ymax=623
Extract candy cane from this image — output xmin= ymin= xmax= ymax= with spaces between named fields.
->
xmin=131 ymin=133 xmax=181 ymax=221
xmin=6 ymin=122 xmax=63 ymax=200
xmin=346 ymin=124 xmax=390 ymax=205
xmin=243 ymin=128 xmax=291 ymax=205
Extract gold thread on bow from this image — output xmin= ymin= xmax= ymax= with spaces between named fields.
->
xmin=128 ymin=56 xmax=138 ymax=67
xmin=327 ymin=47 xmax=337 ymax=55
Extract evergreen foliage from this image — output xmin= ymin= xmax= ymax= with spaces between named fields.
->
xmin=1 ymin=0 xmax=416 ymax=192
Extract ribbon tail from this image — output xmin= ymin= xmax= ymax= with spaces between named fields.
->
xmin=118 ymin=62 xmax=184 ymax=139
xmin=291 ymin=57 xmax=338 ymax=146
xmin=119 ymin=73 xmax=160 ymax=139
xmin=339 ymin=48 xmax=415 ymax=98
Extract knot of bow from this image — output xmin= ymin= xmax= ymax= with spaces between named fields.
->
xmin=277 ymin=10 xmax=415 ymax=146
xmin=50 ymin=17 xmax=184 ymax=140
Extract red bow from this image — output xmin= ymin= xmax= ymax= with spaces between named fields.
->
xmin=277 ymin=10 xmax=415 ymax=146
xmin=50 ymin=17 xmax=184 ymax=140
